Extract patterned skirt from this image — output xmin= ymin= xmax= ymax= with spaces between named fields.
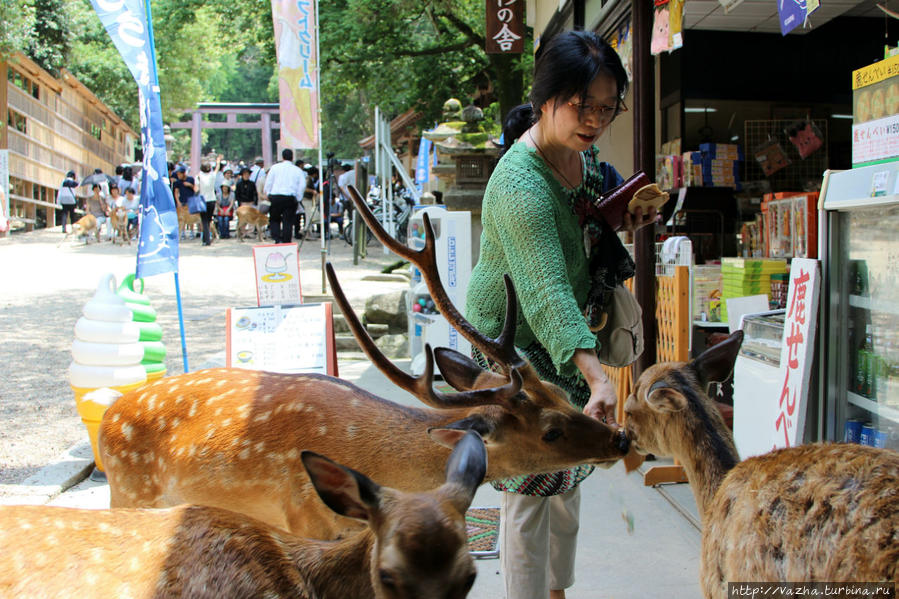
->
xmin=471 ymin=344 xmax=595 ymax=496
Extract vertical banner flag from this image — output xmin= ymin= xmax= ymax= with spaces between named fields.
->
xmin=415 ymin=136 xmax=432 ymax=190
xmin=90 ymin=0 xmax=179 ymax=278
xmin=271 ymin=0 xmax=320 ymax=149
xmin=486 ymin=0 xmax=524 ymax=54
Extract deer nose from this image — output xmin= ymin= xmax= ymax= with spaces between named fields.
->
xmin=615 ymin=429 xmax=630 ymax=453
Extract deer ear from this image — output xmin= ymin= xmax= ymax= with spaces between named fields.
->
xmin=434 ymin=347 xmax=508 ymax=391
xmin=443 ymin=430 xmax=488 ymax=512
xmin=645 ymin=381 xmax=687 ymax=413
xmin=428 ymin=415 xmax=496 ymax=448
xmin=301 ymin=451 xmax=381 ymax=522
xmin=690 ymin=330 xmax=743 ymax=387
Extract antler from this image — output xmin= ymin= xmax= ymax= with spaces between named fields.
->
xmin=347 ymin=185 xmax=525 ymax=372
xmin=325 ymin=262 xmax=520 ymax=409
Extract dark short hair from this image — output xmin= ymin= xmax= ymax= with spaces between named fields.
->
xmin=125 ymin=187 xmax=135 ymax=194
xmin=282 ymin=149 xmax=293 ymax=161
xmin=115 ymin=165 xmax=124 ymax=175
xmin=530 ymin=30 xmax=628 ymax=118
xmin=66 ymin=170 xmax=76 ymax=178
xmin=109 ymin=183 xmax=119 ymax=191
xmin=240 ymin=167 xmax=251 ymax=176
xmin=91 ymin=184 xmax=100 ymax=190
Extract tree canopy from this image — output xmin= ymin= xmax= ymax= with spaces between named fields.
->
xmin=8 ymin=0 xmax=532 ymax=162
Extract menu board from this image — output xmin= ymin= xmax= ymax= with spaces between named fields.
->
xmin=225 ymin=302 xmax=337 ymax=376
xmin=252 ymin=243 xmax=302 ymax=307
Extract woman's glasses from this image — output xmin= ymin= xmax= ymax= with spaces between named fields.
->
xmin=567 ymin=100 xmax=628 ymax=122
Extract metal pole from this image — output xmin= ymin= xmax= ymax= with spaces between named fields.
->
xmin=314 ymin=0 xmax=326 ymax=293
xmin=632 ymin=0 xmax=657 ymax=376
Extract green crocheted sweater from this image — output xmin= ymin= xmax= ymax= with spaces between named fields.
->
xmin=466 ymin=141 xmax=600 ymax=378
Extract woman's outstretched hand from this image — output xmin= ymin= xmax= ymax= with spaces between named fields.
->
xmin=583 ymin=378 xmax=619 ymax=427
xmin=622 ymin=205 xmax=658 ymax=232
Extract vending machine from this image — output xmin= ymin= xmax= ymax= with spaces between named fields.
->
xmin=405 ymin=206 xmax=472 ymax=375
xmin=819 ymin=163 xmax=899 ymax=449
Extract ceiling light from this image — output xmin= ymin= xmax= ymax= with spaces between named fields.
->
xmin=684 ymin=107 xmax=718 ymax=113
xmin=830 ymin=114 xmax=854 ymax=119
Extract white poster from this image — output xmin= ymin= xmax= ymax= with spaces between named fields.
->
xmin=226 ymin=303 xmax=333 ymax=374
xmin=772 ymin=258 xmax=820 ymax=450
xmin=852 ymin=113 xmax=899 ymax=167
xmin=252 ymin=243 xmax=302 ymax=307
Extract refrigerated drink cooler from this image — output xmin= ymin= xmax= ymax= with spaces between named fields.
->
xmin=820 ymin=163 xmax=899 ymax=450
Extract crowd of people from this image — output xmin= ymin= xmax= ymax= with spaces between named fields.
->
xmin=56 ymin=153 xmax=356 ymax=246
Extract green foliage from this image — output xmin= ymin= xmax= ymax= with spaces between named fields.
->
xmin=9 ymin=0 xmax=532 ymax=164
xmin=0 ymin=0 xmax=35 ymax=61
xmin=27 ymin=0 xmax=71 ymax=75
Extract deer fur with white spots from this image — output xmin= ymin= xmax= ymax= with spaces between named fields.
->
xmin=623 ymin=331 xmax=899 ymax=596
xmin=100 ymin=185 xmax=629 ymax=540
xmin=0 ymin=432 xmax=485 ymax=599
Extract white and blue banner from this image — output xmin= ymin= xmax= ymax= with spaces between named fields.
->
xmin=415 ymin=136 xmax=432 ymax=190
xmin=90 ymin=0 xmax=179 ymax=278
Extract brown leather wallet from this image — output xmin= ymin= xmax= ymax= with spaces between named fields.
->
xmin=591 ymin=171 xmax=650 ymax=231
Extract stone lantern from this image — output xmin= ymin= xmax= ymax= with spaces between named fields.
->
xmin=423 ymin=99 xmax=501 ymax=264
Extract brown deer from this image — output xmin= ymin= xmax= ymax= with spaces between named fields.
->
xmin=0 ymin=431 xmax=486 ymax=599
xmin=100 ymin=185 xmax=628 ymax=540
xmin=623 ymin=330 xmax=899 ymax=596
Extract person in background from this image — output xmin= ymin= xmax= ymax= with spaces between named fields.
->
xmin=336 ymin=162 xmax=356 ymax=220
xmin=296 ymin=165 xmax=318 ymax=239
xmin=218 ymin=166 xmax=235 ymax=203
xmin=105 ymin=184 xmax=122 ymax=241
xmin=235 ymin=167 xmax=258 ymax=207
xmin=122 ymin=187 xmax=140 ymax=238
xmin=114 ymin=165 xmax=125 ymax=193
xmin=263 ymin=149 xmax=306 ymax=243
xmin=86 ymin=184 xmax=108 ymax=237
xmin=216 ymin=183 xmax=235 ymax=239
xmin=57 ymin=170 xmax=79 ymax=234
xmin=197 ymin=156 xmax=222 ymax=246
xmin=464 ymin=30 xmax=654 ymax=599
xmin=250 ymin=156 xmax=267 ymax=207
xmin=121 ymin=165 xmax=138 ymax=195
xmin=171 ymin=166 xmax=195 ymax=207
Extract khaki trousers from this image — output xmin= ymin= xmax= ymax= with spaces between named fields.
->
xmin=500 ymin=486 xmax=580 ymax=599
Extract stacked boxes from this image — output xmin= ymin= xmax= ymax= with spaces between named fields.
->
xmin=720 ymin=258 xmax=789 ymax=322
xmin=698 ymin=143 xmax=743 ymax=189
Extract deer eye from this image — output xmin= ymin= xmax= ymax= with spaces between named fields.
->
xmin=379 ymin=569 xmax=396 ymax=589
xmin=542 ymin=428 xmax=563 ymax=442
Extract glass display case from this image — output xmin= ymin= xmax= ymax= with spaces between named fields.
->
xmin=821 ymin=164 xmax=899 ymax=450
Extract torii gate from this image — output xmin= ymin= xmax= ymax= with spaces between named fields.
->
xmin=169 ymin=102 xmax=280 ymax=172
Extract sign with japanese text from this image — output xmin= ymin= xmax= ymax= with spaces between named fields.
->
xmin=852 ymin=115 xmax=899 ymax=167
xmin=486 ymin=0 xmax=523 ymax=54
xmin=253 ymin=243 xmax=303 ymax=307
xmin=852 ymin=53 xmax=899 ymax=90
xmin=772 ymin=258 xmax=819 ymax=450
xmin=271 ymin=0 xmax=320 ymax=149
xmin=226 ymin=302 xmax=337 ymax=375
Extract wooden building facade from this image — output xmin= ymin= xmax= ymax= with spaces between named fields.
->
xmin=1 ymin=52 xmax=137 ymax=232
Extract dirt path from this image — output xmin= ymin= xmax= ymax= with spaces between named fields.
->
xmin=0 ymin=227 xmax=405 ymax=487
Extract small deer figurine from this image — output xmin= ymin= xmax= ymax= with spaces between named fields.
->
xmin=623 ymin=330 xmax=899 ymax=596
xmin=100 ymin=184 xmax=628 ymax=539
xmin=0 ymin=430 xmax=487 ymax=599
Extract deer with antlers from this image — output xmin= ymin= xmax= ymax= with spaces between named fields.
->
xmin=0 ymin=431 xmax=486 ymax=599
xmin=99 ymin=186 xmax=629 ymax=539
xmin=623 ymin=330 xmax=899 ymax=596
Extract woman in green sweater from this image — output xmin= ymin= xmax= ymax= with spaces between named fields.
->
xmin=465 ymin=31 xmax=656 ymax=599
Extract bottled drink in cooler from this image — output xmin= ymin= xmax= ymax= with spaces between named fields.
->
xmin=856 ymin=324 xmax=874 ymax=397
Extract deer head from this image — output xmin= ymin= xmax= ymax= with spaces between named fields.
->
xmin=623 ymin=331 xmax=742 ymax=462
xmin=302 ymin=429 xmax=486 ymax=599
xmin=333 ymin=186 xmax=629 ymax=470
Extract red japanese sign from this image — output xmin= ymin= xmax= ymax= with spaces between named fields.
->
xmin=772 ymin=259 xmax=819 ymax=450
xmin=486 ymin=0 xmax=524 ymax=54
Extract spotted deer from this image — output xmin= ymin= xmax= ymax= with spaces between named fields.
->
xmin=99 ymin=186 xmax=629 ymax=539
xmin=0 ymin=431 xmax=485 ymax=599
xmin=623 ymin=330 xmax=899 ymax=596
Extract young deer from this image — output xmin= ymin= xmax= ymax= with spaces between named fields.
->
xmin=623 ymin=331 xmax=899 ymax=596
xmin=100 ymin=185 xmax=628 ymax=539
xmin=0 ymin=431 xmax=486 ymax=599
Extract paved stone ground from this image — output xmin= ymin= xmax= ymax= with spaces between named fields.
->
xmin=0 ymin=226 xmax=407 ymax=488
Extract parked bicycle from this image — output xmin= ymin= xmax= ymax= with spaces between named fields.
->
xmin=343 ymin=187 xmax=415 ymax=247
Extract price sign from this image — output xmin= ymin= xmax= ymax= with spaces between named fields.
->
xmin=253 ymin=243 xmax=302 ymax=307
xmin=226 ymin=302 xmax=337 ymax=376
